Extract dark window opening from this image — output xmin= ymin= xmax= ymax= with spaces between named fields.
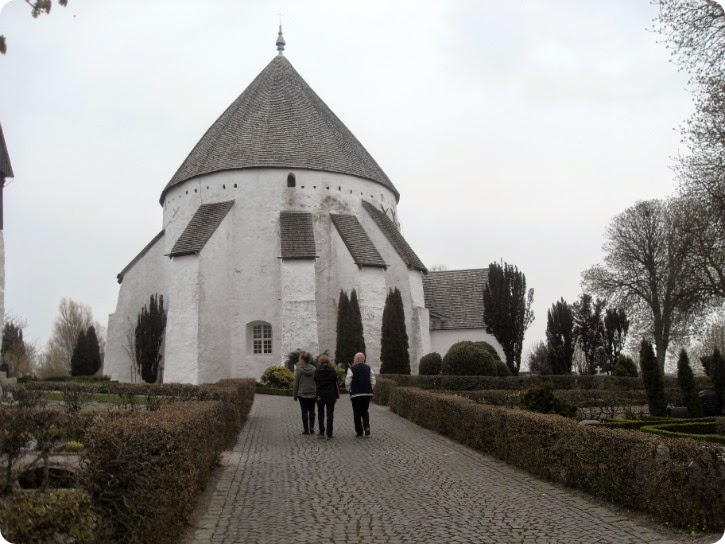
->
xmin=287 ymin=173 xmax=296 ymax=188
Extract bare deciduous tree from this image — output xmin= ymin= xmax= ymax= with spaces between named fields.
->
xmin=582 ymin=199 xmax=712 ymax=373
xmin=654 ymin=1 xmax=725 ymax=298
xmin=45 ymin=298 xmax=95 ymax=375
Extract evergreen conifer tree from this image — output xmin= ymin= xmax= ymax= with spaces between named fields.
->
xmin=135 ymin=294 xmax=167 ymax=383
xmin=349 ymin=289 xmax=366 ymax=356
xmin=334 ymin=290 xmax=352 ymax=368
xmin=85 ymin=326 xmax=102 ymax=376
xmin=677 ymin=349 xmax=702 ymax=417
xmin=1 ymin=321 xmax=27 ymax=376
xmin=711 ymin=348 xmax=724 ymax=415
xmin=483 ymin=262 xmax=534 ymax=375
xmin=639 ymin=339 xmax=667 ymax=417
xmin=380 ymin=288 xmax=410 ymax=374
xmin=545 ymin=298 xmax=574 ymax=374
xmin=70 ymin=330 xmax=88 ymax=376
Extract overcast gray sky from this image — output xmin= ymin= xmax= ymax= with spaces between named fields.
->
xmin=0 ymin=0 xmax=692 ymax=364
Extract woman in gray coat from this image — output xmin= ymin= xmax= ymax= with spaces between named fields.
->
xmin=292 ymin=352 xmax=317 ymax=435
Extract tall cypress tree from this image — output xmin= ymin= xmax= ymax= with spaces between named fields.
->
xmin=639 ymin=339 xmax=667 ymax=417
xmin=545 ymin=298 xmax=574 ymax=374
xmin=380 ymin=288 xmax=410 ymax=374
xmin=677 ymin=349 xmax=702 ymax=417
xmin=483 ymin=262 xmax=534 ymax=375
xmin=85 ymin=326 xmax=102 ymax=376
xmin=603 ymin=308 xmax=629 ymax=375
xmin=70 ymin=330 xmax=88 ymax=376
xmin=335 ymin=290 xmax=352 ymax=368
xmin=135 ymin=294 xmax=167 ymax=383
xmin=711 ymin=348 xmax=724 ymax=415
xmin=349 ymin=289 xmax=366 ymax=356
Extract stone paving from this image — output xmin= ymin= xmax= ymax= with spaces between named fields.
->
xmin=184 ymin=394 xmax=705 ymax=544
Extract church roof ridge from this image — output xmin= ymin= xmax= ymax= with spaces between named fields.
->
xmin=161 ymin=55 xmax=398 ymax=204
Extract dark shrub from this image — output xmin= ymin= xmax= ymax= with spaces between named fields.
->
xmin=495 ymin=360 xmax=512 ymax=377
xmin=442 ymin=342 xmax=496 ymax=376
xmin=260 ymin=366 xmax=294 ymax=389
xmin=613 ymin=354 xmax=638 ymax=377
xmin=0 ymin=489 xmax=96 ymax=543
xmin=419 ymin=352 xmax=442 ymax=375
xmin=639 ymin=340 xmax=667 ymax=417
xmin=521 ymin=382 xmax=577 ymax=418
xmin=676 ymin=349 xmax=703 ymax=417
xmin=472 ymin=341 xmax=501 ymax=361
xmin=710 ymin=348 xmax=724 ymax=415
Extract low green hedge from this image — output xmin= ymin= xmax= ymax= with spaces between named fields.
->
xmin=382 ymin=374 xmax=711 ymax=392
xmin=641 ymin=422 xmax=725 ymax=444
xmin=387 ymin=387 xmax=724 ymax=532
xmin=255 ymin=385 xmax=293 ymax=396
xmin=0 ymin=489 xmax=97 ymax=543
xmin=602 ymin=417 xmax=716 ymax=430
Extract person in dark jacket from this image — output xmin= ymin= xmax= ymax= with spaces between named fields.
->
xmin=345 ymin=352 xmax=376 ymax=437
xmin=292 ymin=352 xmax=316 ymax=435
xmin=314 ymin=354 xmax=339 ymax=439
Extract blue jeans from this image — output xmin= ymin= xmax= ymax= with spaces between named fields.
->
xmin=298 ymin=397 xmax=316 ymax=433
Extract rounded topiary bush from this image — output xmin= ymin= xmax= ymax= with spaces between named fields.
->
xmin=442 ymin=342 xmax=497 ymax=376
xmin=473 ymin=341 xmax=501 ymax=361
xmin=260 ymin=366 xmax=294 ymax=389
xmin=419 ymin=352 xmax=443 ymax=375
xmin=495 ymin=360 xmax=512 ymax=377
xmin=521 ymin=382 xmax=577 ymax=419
xmin=613 ymin=355 xmax=638 ymax=377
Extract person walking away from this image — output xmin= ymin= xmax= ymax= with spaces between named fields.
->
xmin=293 ymin=352 xmax=316 ymax=435
xmin=345 ymin=352 xmax=376 ymax=437
xmin=314 ymin=354 xmax=339 ymax=439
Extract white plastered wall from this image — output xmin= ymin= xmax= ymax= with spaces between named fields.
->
xmin=105 ymin=235 xmax=168 ymax=382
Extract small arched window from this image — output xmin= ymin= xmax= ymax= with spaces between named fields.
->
xmin=287 ymin=173 xmax=296 ymax=188
xmin=247 ymin=321 xmax=273 ymax=355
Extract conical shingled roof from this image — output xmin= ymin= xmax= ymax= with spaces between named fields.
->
xmin=161 ymin=55 xmax=398 ymax=203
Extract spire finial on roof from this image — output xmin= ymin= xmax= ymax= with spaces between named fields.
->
xmin=276 ymin=22 xmax=285 ymax=56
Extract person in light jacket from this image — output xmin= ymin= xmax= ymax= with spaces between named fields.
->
xmin=345 ymin=352 xmax=376 ymax=437
xmin=314 ymin=354 xmax=339 ymax=439
xmin=293 ymin=352 xmax=316 ymax=435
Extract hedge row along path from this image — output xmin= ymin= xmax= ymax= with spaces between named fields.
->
xmin=183 ymin=394 xmax=705 ymax=544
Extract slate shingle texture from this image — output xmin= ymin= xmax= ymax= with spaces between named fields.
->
xmin=0 ymin=123 xmax=14 ymax=179
xmin=169 ymin=200 xmax=234 ymax=257
xmin=362 ymin=200 xmax=427 ymax=273
xmin=330 ymin=213 xmax=386 ymax=269
xmin=423 ymin=269 xmax=489 ymax=330
xmin=280 ymin=211 xmax=316 ymax=259
xmin=161 ymin=55 xmax=398 ymax=204
xmin=117 ymin=230 xmax=165 ymax=284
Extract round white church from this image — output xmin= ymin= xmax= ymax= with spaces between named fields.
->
xmin=104 ymin=31 xmax=502 ymax=384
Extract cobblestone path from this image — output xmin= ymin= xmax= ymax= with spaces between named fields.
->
xmin=185 ymin=394 xmax=695 ymax=544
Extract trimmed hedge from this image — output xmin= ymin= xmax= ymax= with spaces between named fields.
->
xmin=83 ymin=400 xmax=228 ymax=544
xmin=640 ymin=422 xmax=725 ymax=445
xmin=0 ymin=489 xmax=97 ymax=543
xmin=388 ymin=374 xmax=711 ymax=392
xmin=2 ymin=379 xmax=255 ymax=544
xmin=386 ymin=387 xmax=724 ymax=532
xmin=372 ymin=377 xmax=395 ymax=406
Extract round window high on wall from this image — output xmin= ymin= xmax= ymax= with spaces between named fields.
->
xmin=287 ymin=173 xmax=296 ymax=188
